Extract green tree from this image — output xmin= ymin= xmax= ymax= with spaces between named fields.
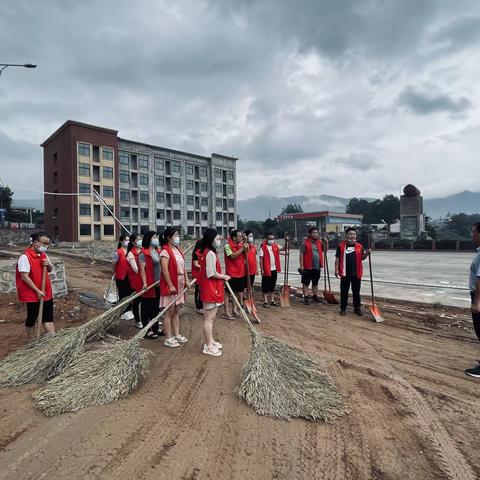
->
xmin=442 ymin=213 xmax=480 ymax=239
xmin=0 ymin=185 xmax=14 ymax=212
xmin=281 ymin=203 xmax=303 ymax=214
xmin=346 ymin=195 xmax=400 ymax=224
xmin=424 ymin=215 xmax=437 ymax=239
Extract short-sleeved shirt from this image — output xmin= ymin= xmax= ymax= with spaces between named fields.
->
xmin=206 ymin=250 xmax=219 ymax=278
xmin=335 ymin=244 xmax=358 ymax=277
xmin=258 ymin=244 xmax=277 ymax=271
xmin=18 ymin=254 xmax=51 ymax=273
xmin=299 ymin=241 xmax=320 ymax=270
xmin=159 ymin=248 xmax=185 ymax=275
xmin=139 ymin=249 xmax=161 ymax=282
xmin=469 ymin=247 xmax=480 ymax=291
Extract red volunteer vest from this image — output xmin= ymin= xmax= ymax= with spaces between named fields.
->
xmin=127 ymin=248 xmax=143 ymax=292
xmin=159 ymin=244 xmax=185 ymax=296
xmin=246 ymin=244 xmax=257 ymax=275
xmin=302 ymin=238 xmax=324 ymax=270
xmin=191 ymin=248 xmax=203 ymax=281
xmin=338 ymin=241 xmax=364 ymax=279
xmin=16 ymin=248 xmax=53 ymax=303
xmin=141 ymin=247 xmax=159 ymax=298
xmin=199 ymin=249 xmax=224 ymax=303
xmin=114 ymin=247 xmax=129 ymax=280
xmin=261 ymin=242 xmax=281 ymax=277
xmin=224 ymin=239 xmax=246 ymax=278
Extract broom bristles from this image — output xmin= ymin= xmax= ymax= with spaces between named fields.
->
xmin=33 ymin=337 xmax=150 ymax=416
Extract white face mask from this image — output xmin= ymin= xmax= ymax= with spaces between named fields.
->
xmin=267 ymin=239 xmax=274 ymax=246
xmin=122 ymin=240 xmax=129 ymax=247
xmin=136 ymin=239 xmax=142 ymax=248
xmin=39 ymin=245 xmax=48 ymax=253
xmin=151 ymin=238 xmax=159 ymax=247
xmin=248 ymin=236 xmax=254 ymax=243
xmin=173 ymin=237 xmax=180 ymax=245
xmin=214 ymin=239 xmax=221 ymax=248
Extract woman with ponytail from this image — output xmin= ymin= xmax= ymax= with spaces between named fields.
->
xmin=126 ymin=233 xmax=143 ymax=328
xmin=112 ymin=234 xmax=133 ymax=320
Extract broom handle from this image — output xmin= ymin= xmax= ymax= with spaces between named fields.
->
xmin=226 ymin=281 xmax=255 ymax=332
xmin=323 ymin=240 xmax=328 ymax=291
xmin=244 ymin=247 xmax=253 ymax=298
xmin=324 ymin=243 xmax=332 ymax=291
xmin=135 ymin=279 xmax=197 ymax=338
xmin=285 ymin=236 xmax=289 ymax=285
xmin=34 ymin=265 xmax=48 ymax=338
xmin=367 ymin=235 xmax=375 ymax=306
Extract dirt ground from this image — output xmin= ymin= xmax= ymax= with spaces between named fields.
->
xmin=0 ymin=252 xmax=479 ymax=480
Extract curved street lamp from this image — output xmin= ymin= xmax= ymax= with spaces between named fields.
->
xmin=0 ymin=63 xmax=37 ymax=76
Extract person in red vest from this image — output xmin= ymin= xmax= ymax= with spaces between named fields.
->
xmin=112 ymin=234 xmax=134 ymax=320
xmin=334 ymin=227 xmax=371 ymax=316
xmin=139 ymin=231 xmax=161 ymax=339
xmin=160 ymin=227 xmax=192 ymax=348
xmin=191 ymin=239 xmax=203 ymax=314
xmin=299 ymin=227 xmax=325 ymax=305
xmin=259 ymin=232 xmax=284 ymax=307
xmin=16 ymin=231 xmax=54 ymax=338
xmin=223 ymin=229 xmax=247 ymax=319
xmin=244 ymin=230 xmax=259 ymax=288
xmin=198 ymin=228 xmax=231 ymax=356
xmin=126 ymin=233 xmax=144 ymax=329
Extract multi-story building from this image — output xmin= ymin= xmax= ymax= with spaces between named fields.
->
xmin=42 ymin=120 xmax=237 ymax=241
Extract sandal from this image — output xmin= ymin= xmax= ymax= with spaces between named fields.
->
xmin=271 ymin=301 xmax=280 ymax=307
xmin=145 ymin=331 xmax=159 ymax=340
xmin=222 ymin=313 xmax=234 ymax=320
xmin=263 ymin=302 xmax=270 ymax=308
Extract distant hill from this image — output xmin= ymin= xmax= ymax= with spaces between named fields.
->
xmin=423 ymin=191 xmax=480 ymax=218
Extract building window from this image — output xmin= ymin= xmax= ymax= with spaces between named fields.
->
xmin=173 ymin=210 xmax=181 ymax=220
xmin=227 ymin=185 xmax=234 ymax=195
xmin=227 ymin=171 xmax=234 ymax=181
xmin=187 ymin=211 xmax=194 ymax=220
xmin=120 ymin=208 xmax=130 ymax=218
xmin=215 ymin=168 xmax=223 ymax=179
xmin=79 ymin=203 xmax=91 ymax=216
xmin=119 ymin=151 xmax=129 ymax=165
xmin=172 ymin=194 xmax=181 ymax=204
xmin=172 ymin=178 xmax=181 ymax=189
xmin=156 ymin=209 xmax=165 ymax=220
xmin=187 ymin=195 xmax=194 ymax=206
xmin=103 ymin=205 xmax=114 ymax=217
xmin=154 ymin=157 xmax=164 ymax=171
xmin=138 ymin=155 xmax=149 ymax=169
xmin=103 ymin=224 xmax=114 ymax=236
xmin=78 ymin=142 xmax=90 ymax=157
xmin=201 ymin=197 xmax=208 ymax=206
xmin=228 ymin=199 xmax=235 ymax=208
xmin=201 ymin=182 xmax=208 ymax=192
xmin=80 ymin=224 xmax=91 ymax=236
xmin=202 ymin=212 xmax=208 ymax=221
xmin=186 ymin=180 xmax=194 ymax=191
xmin=171 ymin=161 xmax=181 ymax=174
xmin=140 ymin=191 xmax=149 ymax=203
xmin=215 ymin=183 xmax=223 ymax=194
xmin=79 ymin=183 xmax=91 ymax=194
xmin=120 ymin=170 xmax=129 ymax=183
xmin=216 ymin=198 xmax=223 ymax=208
xmin=187 ymin=226 xmax=194 ymax=236
xmin=102 ymin=147 xmax=113 ymax=160
xmin=186 ymin=164 xmax=194 ymax=175
xmin=216 ymin=212 xmax=222 ymax=221
xmin=156 ymin=192 xmax=164 ymax=203
xmin=79 ymin=163 xmax=90 ymax=177
xmin=141 ymin=208 xmax=149 ymax=219
xmin=139 ymin=173 xmax=149 ymax=186
xmin=120 ymin=189 xmax=130 ymax=202
xmin=103 ymin=186 xmax=113 ymax=198
xmin=103 ymin=166 xmax=113 ymax=179
xmin=199 ymin=166 xmax=208 ymax=177
xmin=155 ymin=176 xmax=164 ymax=188
xmin=229 ymin=213 xmax=235 ymax=222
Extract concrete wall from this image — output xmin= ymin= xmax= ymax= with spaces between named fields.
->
xmin=0 ymin=259 xmax=68 ymax=297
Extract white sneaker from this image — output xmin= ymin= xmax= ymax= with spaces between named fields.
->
xmin=164 ymin=337 xmax=180 ymax=348
xmin=121 ymin=311 xmax=134 ymax=320
xmin=134 ymin=321 xmax=143 ymax=329
xmin=203 ymin=341 xmax=222 ymax=349
xmin=175 ymin=335 xmax=188 ymax=343
xmin=202 ymin=344 xmax=222 ymax=356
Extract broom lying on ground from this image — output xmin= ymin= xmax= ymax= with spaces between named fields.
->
xmin=227 ymin=282 xmax=345 ymax=422
xmin=0 ymin=283 xmax=158 ymax=387
xmin=33 ymin=280 xmax=196 ymax=416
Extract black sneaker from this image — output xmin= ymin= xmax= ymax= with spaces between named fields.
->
xmin=303 ymin=296 xmax=310 ymax=305
xmin=340 ymin=309 xmax=346 ymax=316
xmin=465 ymin=366 xmax=480 ymax=378
xmin=312 ymin=295 xmax=323 ymax=304
xmin=354 ymin=308 xmax=364 ymax=316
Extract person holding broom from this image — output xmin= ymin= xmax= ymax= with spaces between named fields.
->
xmin=258 ymin=232 xmax=284 ymax=308
xmin=334 ymin=227 xmax=371 ymax=316
xmin=126 ymin=233 xmax=144 ymax=329
xmin=198 ymin=228 xmax=231 ymax=356
xmin=112 ymin=235 xmax=134 ymax=321
xmin=299 ymin=227 xmax=324 ymax=305
xmin=139 ymin=231 xmax=162 ymax=339
xmin=159 ymin=227 xmax=191 ymax=348
xmin=15 ymin=231 xmax=55 ymax=338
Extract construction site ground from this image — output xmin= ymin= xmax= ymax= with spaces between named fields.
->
xmin=0 ymin=251 xmax=479 ymax=480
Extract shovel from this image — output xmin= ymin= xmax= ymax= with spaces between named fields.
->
xmin=367 ymin=236 xmax=384 ymax=323
xmin=280 ymin=233 xmax=291 ymax=307
xmin=244 ymin=245 xmax=260 ymax=323
xmin=322 ymin=240 xmax=338 ymax=304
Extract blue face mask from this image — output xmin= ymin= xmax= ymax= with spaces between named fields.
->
xmin=151 ymin=238 xmax=159 ymax=247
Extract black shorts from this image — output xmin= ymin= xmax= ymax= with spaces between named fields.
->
xmin=262 ymin=270 xmax=278 ymax=293
xmin=301 ymin=269 xmax=321 ymax=287
xmin=25 ymin=299 xmax=54 ymax=328
xmin=245 ymin=275 xmax=255 ymax=287
xmin=227 ymin=276 xmax=245 ymax=293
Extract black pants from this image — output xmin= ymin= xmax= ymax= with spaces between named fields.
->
xmin=131 ymin=296 xmax=141 ymax=323
xmin=194 ymin=284 xmax=203 ymax=310
xmin=470 ymin=292 xmax=480 ymax=342
xmin=340 ymin=276 xmax=361 ymax=310
xmin=116 ymin=277 xmax=133 ymax=312
xmin=140 ymin=286 xmax=159 ymax=334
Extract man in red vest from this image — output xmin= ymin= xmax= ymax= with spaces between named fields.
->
xmin=334 ymin=227 xmax=371 ymax=316
xmin=223 ymin=229 xmax=247 ymax=318
xmin=15 ymin=231 xmax=54 ymax=338
xmin=299 ymin=227 xmax=324 ymax=305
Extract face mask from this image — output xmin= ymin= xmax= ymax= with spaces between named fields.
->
xmin=267 ymin=239 xmax=274 ymax=246
xmin=136 ymin=239 xmax=142 ymax=248
xmin=214 ymin=239 xmax=221 ymax=248
xmin=151 ymin=238 xmax=159 ymax=247
xmin=122 ymin=240 xmax=129 ymax=247
xmin=248 ymin=236 xmax=254 ymax=243
xmin=173 ymin=237 xmax=180 ymax=246
xmin=39 ymin=245 xmax=48 ymax=253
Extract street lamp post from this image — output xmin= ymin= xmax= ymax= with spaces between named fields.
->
xmin=0 ymin=63 xmax=37 ymax=76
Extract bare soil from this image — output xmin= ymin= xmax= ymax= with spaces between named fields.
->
xmin=0 ymin=252 xmax=479 ymax=480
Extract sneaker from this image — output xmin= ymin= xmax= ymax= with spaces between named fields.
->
xmin=303 ymin=296 xmax=310 ymax=305
xmin=465 ymin=366 xmax=480 ymax=378
xmin=203 ymin=340 xmax=223 ymax=349
xmin=340 ymin=309 xmax=346 ymax=316
xmin=354 ymin=308 xmax=364 ymax=316
xmin=175 ymin=335 xmax=188 ymax=343
xmin=134 ymin=321 xmax=143 ymax=329
xmin=121 ymin=311 xmax=134 ymax=320
xmin=164 ymin=337 xmax=180 ymax=348
xmin=312 ymin=296 xmax=323 ymax=304
xmin=202 ymin=344 xmax=222 ymax=357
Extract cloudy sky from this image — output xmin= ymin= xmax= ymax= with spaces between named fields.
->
xmin=1 ymin=0 xmax=479 ymax=202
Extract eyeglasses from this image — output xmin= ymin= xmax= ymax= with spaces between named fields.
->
xmin=36 ymin=240 xmax=50 ymax=246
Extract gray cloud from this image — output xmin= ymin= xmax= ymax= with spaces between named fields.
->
xmin=334 ymin=152 xmax=381 ymax=171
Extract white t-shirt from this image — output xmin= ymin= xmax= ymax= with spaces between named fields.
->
xmin=18 ymin=254 xmax=52 ymax=273
xmin=206 ymin=250 xmax=220 ymax=278
xmin=258 ymin=245 xmax=276 ymax=271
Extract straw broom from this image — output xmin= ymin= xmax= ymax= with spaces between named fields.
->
xmin=33 ymin=280 xmax=196 ymax=416
xmin=227 ymin=283 xmax=345 ymax=422
xmin=0 ymin=284 xmax=157 ymax=387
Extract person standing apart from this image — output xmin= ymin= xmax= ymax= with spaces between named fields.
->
xmin=334 ymin=227 xmax=371 ymax=316
xmin=160 ymin=227 xmax=191 ymax=348
xmin=112 ymin=235 xmax=134 ymax=320
xmin=465 ymin=221 xmax=480 ymax=378
xmin=198 ymin=229 xmax=230 ymax=356
xmin=139 ymin=231 xmax=161 ymax=339
xmin=259 ymin=232 xmax=283 ymax=307
xmin=192 ymin=239 xmax=203 ymax=314
xmin=126 ymin=233 xmax=144 ymax=329
xmin=16 ymin=231 xmax=54 ymax=338
xmin=299 ymin=227 xmax=324 ymax=305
